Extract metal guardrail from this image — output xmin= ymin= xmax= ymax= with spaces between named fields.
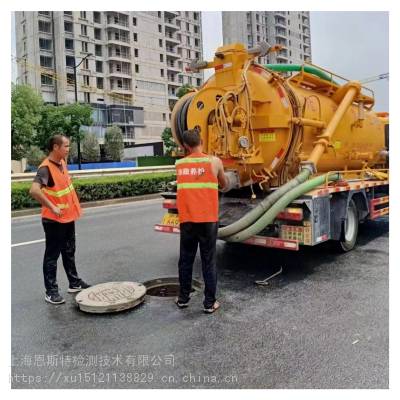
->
xmin=11 ymin=166 xmax=175 ymax=182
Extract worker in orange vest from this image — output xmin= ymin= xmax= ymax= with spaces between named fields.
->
xmin=29 ymin=134 xmax=90 ymax=305
xmin=175 ymin=129 xmax=227 ymax=313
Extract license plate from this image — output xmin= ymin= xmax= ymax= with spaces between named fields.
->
xmin=162 ymin=213 xmax=180 ymax=227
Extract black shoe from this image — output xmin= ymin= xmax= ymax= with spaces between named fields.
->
xmin=175 ymin=297 xmax=189 ymax=308
xmin=68 ymin=281 xmax=91 ymax=293
xmin=203 ymin=301 xmax=220 ymax=314
xmin=45 ymin=293 xmax=65 ymax=305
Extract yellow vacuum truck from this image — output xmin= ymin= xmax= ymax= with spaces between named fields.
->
xmin=155 ymin=42 xmax=389 ymax=251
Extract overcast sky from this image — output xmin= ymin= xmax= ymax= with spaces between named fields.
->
xmin=202 ymin=11 xmax=389 ymax=111
xmin=12 ymin=11 xmax=389 ymax=111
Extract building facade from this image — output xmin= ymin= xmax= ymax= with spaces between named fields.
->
xmin=15 ymin=11 xmax=203 ymax=146
xmin=222 ymin=11 xmax=311 ymax=65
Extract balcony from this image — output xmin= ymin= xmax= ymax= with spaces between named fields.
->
xmin=165 ymin=34 xmax=180 ymax=46
xmin=166 ymin=48 xmax=180 ymax=59
xmin=164 ymin=18 xmax=179 ymax=30
xmin=274 ymin=11 xmax=286 ymax=17
xmin=302 ymin=28 xmax=310 ymax=37
xmin=106 ymin=16 xmax=130 ymax=31
xmin=275 ymin=30 xmax=287 ymax=39
xmin=108 ymin=69 xmax=131 ymax=79
xmin=167 ymin=75 xmax=180 ymax=87
xmin=166 ymin=62 xmax=181 ymax=73
xmin=165 ymin=11 xmax=179 ymax=18
xmin=107 ymin=52 xmax=131 ymax=62
xmin=107 ymin=35 xmax=131 ymax=46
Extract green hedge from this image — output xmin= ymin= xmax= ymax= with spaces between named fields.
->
xmin=137 ymin=156 xmax=176 ymax=167
xmin=11 ymin=172 xmax=176 ymax=210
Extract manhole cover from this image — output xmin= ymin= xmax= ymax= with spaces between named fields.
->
xmin=75 ymin=282 xmax=146 ymax=313
xmin=143 ymin=277 xmax=202 ymax=298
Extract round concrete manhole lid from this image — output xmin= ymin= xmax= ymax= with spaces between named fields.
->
xmin=75 ymin=282 xmax=146 ymax=314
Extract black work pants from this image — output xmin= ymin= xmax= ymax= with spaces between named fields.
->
xmin=42 ymin=219 xmax=81 ymax=295
xmin=178 ymin=222 xmax=218 ymax=308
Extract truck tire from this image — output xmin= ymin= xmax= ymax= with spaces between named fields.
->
xmin=337 ymin=198 xmax=359 ymax=252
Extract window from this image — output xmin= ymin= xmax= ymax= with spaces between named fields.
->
xmin=179 ymin=75 xmax=183 ymax=83
xmin=83 ymin=59 xmax=89 ymax=69
xmin=64 ymin=11 xmax=73 ymax=16
xmin=82 ymin=41 xmax=88 ymax=52
xmin=186 ymin=36 xmax=190 ymax=46
xmin=83 ymin=75 xmax=90 ymax=86
xmin=38 ymin=11 xmax=50 ymax=16
xmin=133 ymin=32 xmax=138 ymax=41
xmin=195 ymin=52 xmax=200 ymax=59
xmin=158 ymin=11 xmax=161 ymax=18
xmin=256 ymin=14 xmax=259 ymax=22
xmin=41 ymin=74 xmax=53 ymax=85
xmin=194 ymin=12 xmax=198 ymax=20
xmin=23 ymin=41 xmax=26 ymax=53
xmin=95 ymin=60 xmax=102 ymax=72
xmin=159 ymin=39 xmax=163 ymax=47
xmin=97 ymin=77 xmax=104 ymax=89
xmin=132 ymin=17 xmax=137 ymax=26
xmin=162 ymin=113 xmax=166 ymax=121
xmin=188 ymin=76 xmax=192 ymax=85
xmin=38 ymin=20 xmax=51 ymax=33
xmin=66 ymin=73 xmax=75 ymax=85
xmin=160 ymin=69 xmax=164 ymax=77
xmin=40 ymin=55 xmax=53 ymax=68
xmin=195 ymin=38 xmax=199 ymax=47
xmin=66 ymin=55 xmax=75 ymax=67
xmin=160 ymin=54 xmax=164 ymax=62
xmin=158 ymin=24 xmax=162 ymax=33
xmin=197 ymin=78 xmax=201 ymax=86
xmin=64 ymin=21 xmax=73 ymax=32
xmin=135 ymin=64 xmax=139 ymax=73
xmin=39 ymin=38 xmax=52 ymax=50
xmin=94 ymin=28 xmax=101 ymax=40
xmin=84 ymin=92 xmax=90 ymax=103
xmin=186 ymin=49 xmax=191 ymax=58
xmin=185 ymin=11 xmax=189 ymax=18
xmin=186 ymin=22 xmax=190 ymax=31
xmin=80 ymin=11 xmax=87 ymax=19
xmin=134 ymin=48 xmax=139 ymax=57
xmin=194 ymin=25 xmax=198 ymax=34
xmin=22 ymin=24 xmax=26 ymax=36
xmin=93 ymin=12 xmax=101 ymax=23
xmin=64 ymin=38 xmax=74 ymax=50
xmin=81 ymin=24 xmax=88 ymax=36
xmin=95 ymin=44 xmax=102 ymax=56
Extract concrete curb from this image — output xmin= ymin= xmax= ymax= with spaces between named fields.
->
xmin=11 ymin=193 xmax=163 ymax=218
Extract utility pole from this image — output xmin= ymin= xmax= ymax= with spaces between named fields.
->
xmin=73 ymin=53 xmax=92 ymax=170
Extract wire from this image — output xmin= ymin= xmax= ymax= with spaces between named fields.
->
xmin=360 ymin=73 xmax=389 ymax=84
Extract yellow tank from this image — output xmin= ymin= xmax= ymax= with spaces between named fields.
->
xmin=171 ymin=43 xmax=388 ymax=189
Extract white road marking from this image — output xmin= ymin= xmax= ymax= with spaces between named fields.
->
xmin=11 ymin=239 xmax=45 ymax=248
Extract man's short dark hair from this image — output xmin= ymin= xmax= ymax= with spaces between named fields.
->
xmin=182 ymin=129 xmax=201 ymax=148
xmin=47 ymin=134 xmax=68 ymax=152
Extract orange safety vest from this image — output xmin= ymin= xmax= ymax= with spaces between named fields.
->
xmin=39 ymin=158 xmax=82 ymax=223
xmin=176 ymin=153 xmax=219 ymax=223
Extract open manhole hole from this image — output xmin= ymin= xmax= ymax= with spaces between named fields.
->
xmin=143 ymin=277 xmax=202 ymax=298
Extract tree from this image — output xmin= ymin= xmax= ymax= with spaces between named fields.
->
xmin=68 ymin=141 xmax=78 ymax=164
xmin=35 ymin=103 xmax=93 ymax=151
xmin=11 ymin=84 xmax=43 ymax=160
xmin=104 ymin=125 xmax=124 ymax=161
xmin=81 ymin=132 xmax=100 ymax=162
xmin=161 ymin=127 xmax=179 ymax=156
xmin=26 ymin=145 xmax=46 ymax=168
xmin=176 ymin=84 xmax=194 ymax=99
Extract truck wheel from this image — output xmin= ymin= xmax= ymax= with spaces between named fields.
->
xmin=338 ymin=198 xmax=359 ymax=252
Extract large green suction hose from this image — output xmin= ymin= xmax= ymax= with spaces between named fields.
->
xmin=223 ymin=173 xmax=340 ymax=242
xmin=264 ymin=64 xmax=338 ymax=85
xmin=218 ymin=169 xmax=311 ymax=238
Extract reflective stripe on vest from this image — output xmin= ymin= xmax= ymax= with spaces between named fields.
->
xmin=42 ymin=183 xmax=75 ymax=198
xmin=177 ymin=182 xmax=218 ymax=190
xmin=175 ymin=157 xmax=211 ymax=165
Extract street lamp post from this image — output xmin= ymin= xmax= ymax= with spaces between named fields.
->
xmin=73 ymin=53 xmax=93 ymax=170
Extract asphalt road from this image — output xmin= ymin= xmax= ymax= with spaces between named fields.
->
xmin=11 ymin=200 xmax=389 ymax=389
